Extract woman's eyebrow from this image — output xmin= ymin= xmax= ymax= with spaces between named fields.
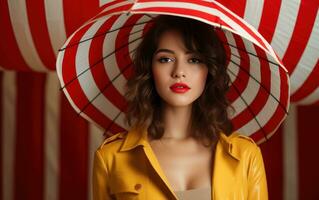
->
xmin=154 ymin=49 xmax=196 ymax=55
xmin=154 ymin=48 xmax=174 ymax=55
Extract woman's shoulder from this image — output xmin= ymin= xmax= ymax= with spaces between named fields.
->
xmin=96 ymin=131 xmax=128 ymax=155
xmin=228 ymin=132 xmax=257 ymax=146
xmin=219 ymin=132 xmax=260 ymax=160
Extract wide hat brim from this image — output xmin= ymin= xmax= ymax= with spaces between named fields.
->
xmin=56 ymin=0 xmax=290 ymax=144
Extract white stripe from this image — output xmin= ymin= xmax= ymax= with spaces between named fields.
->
xmin=227 ymin=48 xmax=241 ymax=82
xmin=290 ymin=11 xmax=319 ymax=96
xmin=99 ymin=0 xmax=131 ymax=9
xmin=243 ymin=0 xmax=264 ymax=30
xmin=283 ymin=104 xmax=299 ymax=200
xmin=88 ymin=124 xmax=105 ymax=200
xmin=2 ymin=72 xmax=16 ymax=200
xmin=44 ymin=72 xmax=60 ymax=200
xmin=270 ymin=0 xmax=301 ymax=58
xmin=76 ymin=17 xmax=127 ymax=128
xmin=44 ymin=0 xmax=67 ymax=54
xmin=7 ymin=0 xmax=48 ymax=71
xmin=228 ymin=33 xmax=262 ymax=120
xmin=237 ymin=50 xmax=283 ymax=136
xmin=103 ymin=15 xmax=129 ymax=96
xmin=128 ymin=15 xmax=151 ymax=62
xmin=99 ymin=0 xmax=110 ymax=7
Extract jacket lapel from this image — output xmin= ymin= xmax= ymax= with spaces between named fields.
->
xmin=142 ymin=143 xmax=179 ymax=199
xmin=212 ymin=133 xmax=240 ymax=199
xmin=120 ymin=127 xmax=179 ymax=199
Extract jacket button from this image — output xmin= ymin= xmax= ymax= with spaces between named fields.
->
xmin=134 ymin=183 xmax=142 ymax=191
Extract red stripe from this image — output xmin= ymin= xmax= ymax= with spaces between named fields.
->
xmin=115 ymin=15 xmax=143 ymax=80
xmin=298 ymin=105 xmax=319 ymax=199
xmin=0 ymin=72 xmax=3 ymax=200
xmin=14 ymin=72 xmax=45 ymax=200
xmin=290 ymin=60 xmax=319 ymax=102
xmin=25 ymin=0 xmax=56 ymax=70
xmin=216 ymin=0 xmax=247 ymax=17
xmin=90 ymin=16 xmax=127 ymax=111
xmin=61 ymin=21 xmax=93 ymax=85
xmin=63 ymin=0 xmax=100 ymax=37
xmin=314 ymin=99 xmax=319 ymax=106
xmin=59 ymin=95 xmax=89 ymax=200
xmin=225 ymin=33 xmax=251 ymax=103
xmin=259 ymin=126 xmax=284 ymax=200
xmin=0 ymin=1 xmax=29 ymax=70
xmin=257 ymin=0 xmax=281 ymax=42
xmin=282 ymin=1 xmax=318 ymax=74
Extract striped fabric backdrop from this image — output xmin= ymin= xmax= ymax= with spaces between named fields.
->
xmin=1 ymin=71 xmax=319 ymax=199
xmin=0 ymin=71 xmax=105 ymax=200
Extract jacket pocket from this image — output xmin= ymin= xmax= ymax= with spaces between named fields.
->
xmin=110 ymin=171 xmax=144 ymax=200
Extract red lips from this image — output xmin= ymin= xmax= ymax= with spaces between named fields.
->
xmin=170 ymin=83 xmax=190 ymax=93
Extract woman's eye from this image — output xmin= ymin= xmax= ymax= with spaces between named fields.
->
xmin=158 ymin=57 xmax=173 ymax=63
xmin=188 ymin=58 xmax=202 ymax=63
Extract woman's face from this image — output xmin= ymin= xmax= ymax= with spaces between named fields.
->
xmin=152 ymin=30 xmax=208 ymax=108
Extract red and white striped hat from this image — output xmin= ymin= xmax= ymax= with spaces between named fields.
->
xmin=56 ymin=0 xmax=290 ymax=144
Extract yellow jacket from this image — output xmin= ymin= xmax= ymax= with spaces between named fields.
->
xmin=93 ymin=128 xmax=268 ymax=200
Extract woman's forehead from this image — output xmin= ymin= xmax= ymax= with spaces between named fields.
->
xmin=156 ymin=30 xmax=197 ymax=54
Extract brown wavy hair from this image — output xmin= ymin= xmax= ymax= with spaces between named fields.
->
xmin=124 ymin=15 xmax=233 ymax=147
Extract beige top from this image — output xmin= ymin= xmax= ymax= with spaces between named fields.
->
xmin=174 ymin=187 xmax=211 ymax=200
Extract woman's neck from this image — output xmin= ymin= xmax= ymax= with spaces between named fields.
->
xmin=161 ymin=104 xmax=193 ymax=140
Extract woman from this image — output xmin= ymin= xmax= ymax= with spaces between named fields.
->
xmin=93 ymin=16 xmax=268 ymax=200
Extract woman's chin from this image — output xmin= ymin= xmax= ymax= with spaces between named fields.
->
xmin=162 ymin=99 xmax=195 ymax=108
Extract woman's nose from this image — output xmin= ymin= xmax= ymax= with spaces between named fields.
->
xmin=172 ymin=61 xmax=186 ymax=78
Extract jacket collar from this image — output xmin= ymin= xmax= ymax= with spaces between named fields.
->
xmin=120 ymin=127 xmax=240 ymax=161
xmin=120 ymin=127 xmax=148 ymax=151
xmin=219 ymin=132 xmax=241 ymax=161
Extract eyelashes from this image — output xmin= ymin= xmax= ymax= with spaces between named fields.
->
xmin=156 ymin=56 xmax=203 ymax=64
xmin=188 ymin=58 xmax=203 ymax=63
xmin=157 ymin=57 xmax=174 ymax=63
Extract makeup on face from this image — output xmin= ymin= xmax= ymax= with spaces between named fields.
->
xmin=151 ymin=30 xmax=208 ymax=108
xmin=169 ymin=82 xmax=190 ymax=93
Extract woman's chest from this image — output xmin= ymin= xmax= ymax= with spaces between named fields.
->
xmin=150 ymin=141 xmax=214 ymax=191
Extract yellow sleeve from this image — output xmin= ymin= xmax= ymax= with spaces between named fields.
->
xmin=247 ymin=146 xmax=269 ymax=200
xmin=93 ymin=150 xmax=112 ymax=200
